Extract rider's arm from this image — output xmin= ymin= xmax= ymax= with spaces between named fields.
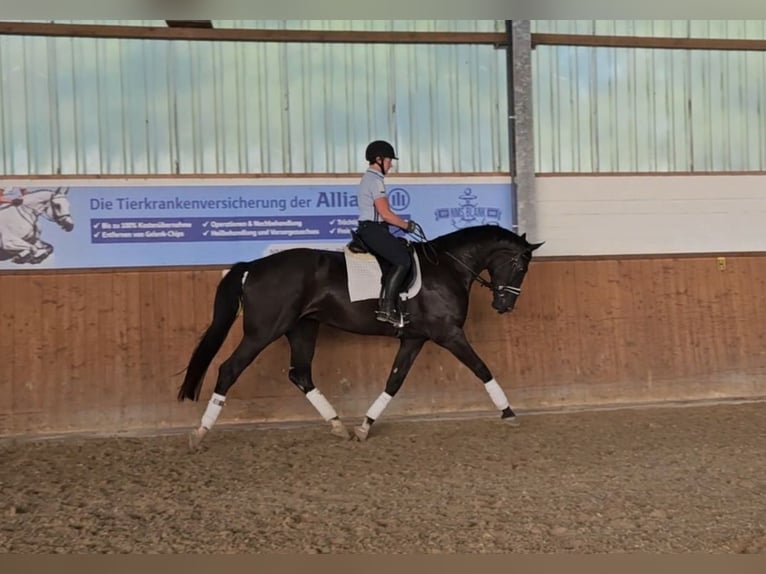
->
xmin=373 ymin=196 xmax=410 ymax=230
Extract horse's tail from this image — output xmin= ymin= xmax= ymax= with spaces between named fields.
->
xmin=177 ymin=261 xmax=251 ymax=402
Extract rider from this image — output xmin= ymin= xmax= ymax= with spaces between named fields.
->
xmin=0 ymin=187 xmax=23 ymax=206
xmin=355 ymin=140 xmax=418 ymax=326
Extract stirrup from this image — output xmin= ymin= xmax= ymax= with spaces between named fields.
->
xmin=375 ymin=309 xmax=410 ymax=328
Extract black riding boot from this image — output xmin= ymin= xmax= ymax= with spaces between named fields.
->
xmin=375 ymin=264 xmax=410 ymax=327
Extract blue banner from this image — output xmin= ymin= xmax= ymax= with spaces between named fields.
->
xmin=0 ymin=180 xmax=513 ymax=270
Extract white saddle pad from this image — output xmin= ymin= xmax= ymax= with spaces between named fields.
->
xmin=344 ymin=247 xmax=423 ymax=303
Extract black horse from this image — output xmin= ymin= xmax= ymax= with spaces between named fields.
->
xmin=178 ymin=224 xmax=543 ymax=450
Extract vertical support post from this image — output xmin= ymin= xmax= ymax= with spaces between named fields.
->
xmin=507 ymin=20 xmax=537 ymax=241
xmin=505 ymin=20 xmax=518 ymax=231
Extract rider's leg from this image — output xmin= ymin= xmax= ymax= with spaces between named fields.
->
xmin=376 ymin=263 xmax=410 ymax=324
xmin=356 ymin=221 xmax=412 ymax=325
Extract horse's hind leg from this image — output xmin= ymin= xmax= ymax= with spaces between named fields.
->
xmin=355 ymin=336 xmax=426 ymax=441
xmin=189 ymin=333 xmax=269 ymax=451
xmin=286 ymin=319 xmax=350 ymax=440
xmin=3 ymin=234 xmax=33 ymax=263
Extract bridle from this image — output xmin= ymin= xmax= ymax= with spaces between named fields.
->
xmin=444 ymin=250 xmax=523 ymax=297
xmin=407 ymin=223 xmax=524 ymax=297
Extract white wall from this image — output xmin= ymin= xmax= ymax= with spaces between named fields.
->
xmin=533 ymin=175 xmax=766 ymax=256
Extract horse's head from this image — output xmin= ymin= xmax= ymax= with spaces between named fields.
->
xmin=484 ymin=231 xmax=544 ymax=314
xmin=20 ymin=187 xmax=74 ymax=232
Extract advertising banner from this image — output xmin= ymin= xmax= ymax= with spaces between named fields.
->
xmin=0 ymin=178 xmax=514 ymax=270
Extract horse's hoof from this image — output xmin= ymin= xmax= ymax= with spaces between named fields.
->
xmin=188 ymin=428 xmax=205 ymax=452
xmin=504 ymin=415 xmax=521 ymax=427
xmin=501 ymin=407 xmax=520 ymax=427
xmin=330 ymin=422 xmax=352 ymax=440
xmin=354 ymin=426 xmax=369 ymax=442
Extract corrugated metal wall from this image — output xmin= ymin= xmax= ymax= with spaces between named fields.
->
xmin=531 ymin=20 xmax=766 ymax=172
xmin=0 ymin=20 xmax=509 ymax=176
xmin=215 ymin=21 xmax=504 ymax=32
xmin=2 ymin=20 xmax=766 ymax=176
xmin=532 ymin=20 xmax=766 ymax=38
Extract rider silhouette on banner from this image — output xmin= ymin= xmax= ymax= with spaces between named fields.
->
xmin=0 ymin=187 xmax=23 ymax=207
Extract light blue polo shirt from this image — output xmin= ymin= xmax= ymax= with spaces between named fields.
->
xmin=357 ymin=168 xmax=386 ymax=222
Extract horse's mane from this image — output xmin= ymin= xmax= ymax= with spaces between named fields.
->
xmin=24 ymin=189 xmax=55 ymax=196
xmin=420 ymin=224 xmax=527 ymax=252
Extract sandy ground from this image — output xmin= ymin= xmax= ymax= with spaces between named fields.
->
xmin=1 ymin=401 xmax=766 ymax=554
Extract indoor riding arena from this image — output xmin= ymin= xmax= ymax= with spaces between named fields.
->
xmin=2 ymin=20 xmax=766 ymax=554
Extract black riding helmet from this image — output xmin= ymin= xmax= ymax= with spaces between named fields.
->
xmin=365 ymin=140 xmax=398 ymax=162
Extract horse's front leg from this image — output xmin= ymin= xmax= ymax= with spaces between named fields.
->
xmin=355 ymin=336 xmax=427 ymax=441
xmin=29 ymin=240 xmax=53 ymax=263
xmin=433 ymin=328 xmax=519 ymax=425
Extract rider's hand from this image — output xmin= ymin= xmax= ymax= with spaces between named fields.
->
xmin=406 ymin=220 xmax=418 ymax=233
xmin=11 ymin=198 xmax=22 ymax=206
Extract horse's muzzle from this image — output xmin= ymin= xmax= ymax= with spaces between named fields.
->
xmin=492 ymin=298 xmax=515 ymax=314
xmin=60 ymin=217 xmax=74 ymax=232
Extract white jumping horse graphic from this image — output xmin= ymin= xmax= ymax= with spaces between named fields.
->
xmin=0 ymin=187 xmax=74 ymax=264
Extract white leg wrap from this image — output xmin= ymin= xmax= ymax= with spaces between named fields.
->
xmin=484 ymin=379 xmax=510 ymax=410
xmin=200 ymin=392 xmax=226 ymax=429
xmin=366 ymin=392 xmax=393 ymax=421
xmin=305 ymin=389 xmax=338 ymax=421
